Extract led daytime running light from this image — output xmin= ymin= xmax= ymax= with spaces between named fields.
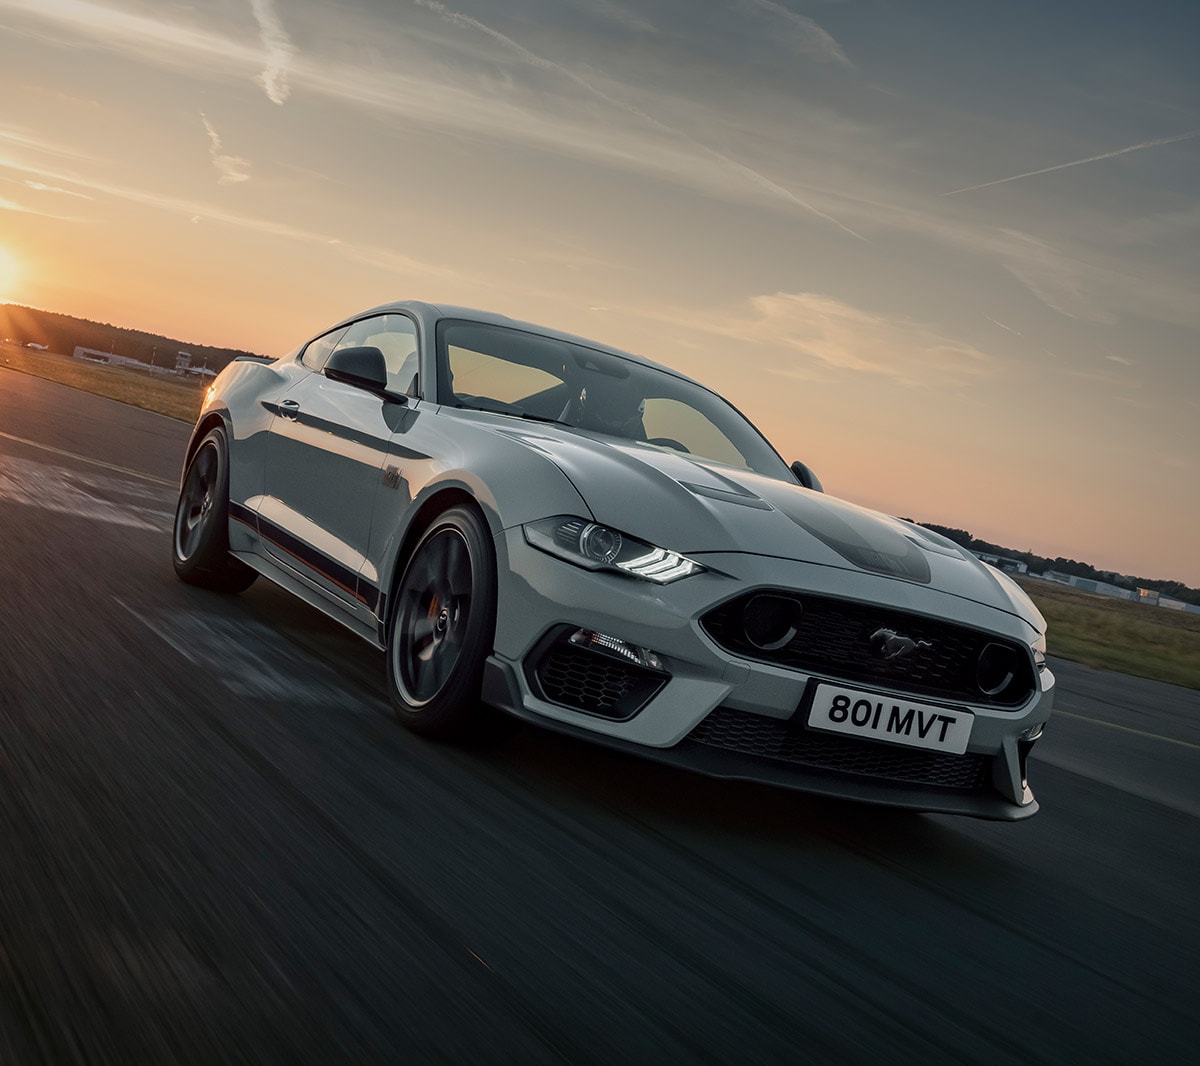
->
xmin=524 ymin=517 xmax=704 ymax=584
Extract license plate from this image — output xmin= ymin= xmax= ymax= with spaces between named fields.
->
xmin=807 ymin=684 xmax=973 ymax=754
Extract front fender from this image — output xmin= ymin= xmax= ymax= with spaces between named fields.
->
xmin=367 ymin=409 xmax=593 ymax=624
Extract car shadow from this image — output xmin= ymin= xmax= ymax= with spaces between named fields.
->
xmin=232 ymin=578 xmax=1015 ymax=876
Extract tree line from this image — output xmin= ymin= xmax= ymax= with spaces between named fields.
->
xmin=0 ymin=304 xmax=262 ymax=372
xmin=912 ymin=521 xmax=1200 ymax=606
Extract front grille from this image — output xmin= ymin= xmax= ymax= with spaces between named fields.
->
xmin=687 ymin=706 xmax=991 ymax=791
xmin=532 ymin=643 xmax=666 ymax=720
xmin=701 ymin=591 xmax=1034 ymax=707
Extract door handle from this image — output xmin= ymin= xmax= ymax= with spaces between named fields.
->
xmin=279 ymin=399 xmax=301 ymax=420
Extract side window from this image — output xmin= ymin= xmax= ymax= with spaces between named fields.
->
xmin=299 ymin=326 xmax=348 ymax=371
xmin=333 ymin=314 xmax=420 ymax=395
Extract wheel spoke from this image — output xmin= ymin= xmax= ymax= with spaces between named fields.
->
xmin=407 ymin=549 xmax=438 ymax=594
xmin=194 ymin=445 xmax=217 ymax=491
xmin=443 ymin=535 xmax=472 ymax=599
xmin=429 ymin=638 xmax=458 ymax=691
xmin=180 ymin=516 xmax=200 ymax=557
xmin=410 ymin=651 xmax=435 ymax=700
xmin=424 ymin=531 xmax=451 ymax=575
xmin=409 ymin=611 xmax=435 ymax=650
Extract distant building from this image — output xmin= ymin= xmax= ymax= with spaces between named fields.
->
xmin=72 ymin=346 xmax=169 ymax=374
xmin=973 ymin=552 xmax=1028 ymax=574
xmin=1043 ymin=571 xmax=1137 ymax=601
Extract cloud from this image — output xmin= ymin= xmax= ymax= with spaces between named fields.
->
xmin=0 ymin=0 xmax=271 ymax=103
xmin=24 ymin=180 xmax=94 ymax=200
xmin=942 ymin=129 xmax=1200 ymax=197
xmin=5 ymin=0 xmax=1193 ymax=337
xmin=200 ymin=115 xmax=251 ymax=185
xmin=248 ymin=0 xmax=296 ymax=105
xmin=576 ymin=0 xmax=657 ymax=34
xmin=0 ymin=123 xmax=91 ymax=160
xmin=0 ymin=189 xmax=84 ymax=220
xmin=813 ymin=187 xmax=1200 ymax=330
xmin=0 ymin=0 xmax=260 ymax=70
xmin=411 ymin=0 xmax=866 ymax=240
xmin=0 ymin=154 xmax=478 ymax=290
xmin=737 ymin=0 xmax=853 ymax=67
xmin=996 ymin=235 xmax=1116 ymax=324
xmin=983 ymin=314 xmax=1022 ymax=337
xmin=628 ymin=291 xmax=998 ymax=386
xmin=744 ymin=292 xmax=996 ymax=382
xmin=4 ymin=1 xmax=866 ymax=237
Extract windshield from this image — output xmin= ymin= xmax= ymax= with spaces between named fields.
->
xmin=436 ymin=320 xmax=792 ymax=479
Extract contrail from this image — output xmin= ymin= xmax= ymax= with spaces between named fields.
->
xmin=941 ymin=129 xmax=1200 ymax=197
xmin=413 ymin=0 xmax=867 ymax=240
xmin=739 ymin=0 xmax=853 ymax=67
xmin=248 ymin=0 xmax=295 ymax=104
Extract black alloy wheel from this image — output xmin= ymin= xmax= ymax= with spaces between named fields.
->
xmin=388 ymin=505 xmax=511 ymax=741
xmin=172 ymin=425 xmax=257 ymax=593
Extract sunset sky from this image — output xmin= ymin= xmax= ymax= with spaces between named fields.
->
xmin=2 ymin=0 xmax=1197 ymax=585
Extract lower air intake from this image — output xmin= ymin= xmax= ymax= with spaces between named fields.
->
xmin=687 ymin=706 xmax=990 ymax=791
xmin=531 ymin=641 xmax=666 ymax=720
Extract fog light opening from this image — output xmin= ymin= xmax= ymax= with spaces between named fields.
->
xmin=742 ymin=594 xmax=801 ymax=652
xmin=568 ymin=628 xmax=666 ymax=671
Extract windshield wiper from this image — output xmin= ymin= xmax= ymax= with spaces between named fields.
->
xmin=454 ymin=400 xmax=572 ymax=427
xmin=517 ymin=411 xmax=572 ymax=427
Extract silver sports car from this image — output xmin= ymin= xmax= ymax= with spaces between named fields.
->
xmin=173 ymin=301 xmax=1053 ymax=819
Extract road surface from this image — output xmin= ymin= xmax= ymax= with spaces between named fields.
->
xmin=1 ymin=368 xmax=1197 ymax=1063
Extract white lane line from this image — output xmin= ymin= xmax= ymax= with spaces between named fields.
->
xmin=1054 ymin=709 xmax=1200 ymax=751
xmin=0 ymin=429 xmax=176 ymax=487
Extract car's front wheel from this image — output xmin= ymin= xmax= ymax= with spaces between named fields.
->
xmin=172 ymin=425 xmax=257 ymax=593
xmin=387 ymin=505 xmax=511 ymax=741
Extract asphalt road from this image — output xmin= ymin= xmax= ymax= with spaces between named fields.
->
xmin=2 ymin=367 xmax=1197 ymax=1064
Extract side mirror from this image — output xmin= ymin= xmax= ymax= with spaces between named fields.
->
xmin=790 ymin=459 xmax=824 ymax=493
xmin=325 ymin=346 xmax=388 ymax=391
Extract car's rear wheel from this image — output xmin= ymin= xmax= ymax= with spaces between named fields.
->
xmin=172 ymin=425 xmax=257 ymax=593
xmin=388 ymin=505 xmax=512 ymax=741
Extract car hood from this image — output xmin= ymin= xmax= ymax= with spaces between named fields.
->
xmin=494 ymin=424 xmax=1045 ymax=630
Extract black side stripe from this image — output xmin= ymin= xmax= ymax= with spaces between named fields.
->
xmin=240 ymin=508 xmax=382 ymax=611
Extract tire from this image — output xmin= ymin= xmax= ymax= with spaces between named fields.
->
xmin=387 ymin=505 xmax=514 ymax=742
xmin=172 ymin=425 xmax=257 ymax=593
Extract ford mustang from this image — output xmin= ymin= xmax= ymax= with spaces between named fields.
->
xmin=172 ymin=301 xmax=1053 ymax=819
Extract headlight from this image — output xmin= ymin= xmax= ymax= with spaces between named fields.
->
xmin=1032 ymin=633 xmax=1047 ymax=671
xmin=524 ymin=516 xmax=705 ymax=584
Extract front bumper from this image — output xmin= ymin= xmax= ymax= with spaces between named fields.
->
xmin=485 ymin=527 xmax=1054 ymax=820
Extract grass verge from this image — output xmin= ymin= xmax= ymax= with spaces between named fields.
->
xmin=1017 ymin=577 xmax=1200 ymax=690
xmin=1 ymin=342 xmax=206 ymax=423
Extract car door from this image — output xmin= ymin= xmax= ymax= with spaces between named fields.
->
xmin=258 ymin=313 xmax=419 ymax=616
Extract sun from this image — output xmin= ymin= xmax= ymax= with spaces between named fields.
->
xmin=0 ymin=246 xmax=20 ymax=301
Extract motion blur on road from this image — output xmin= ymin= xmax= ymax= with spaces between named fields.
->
xmin=2 ymin=368 xmax=1198 ymax=1063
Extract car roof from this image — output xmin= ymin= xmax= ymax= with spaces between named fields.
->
xmin=333 ymin=300 xmax=694 ymax=383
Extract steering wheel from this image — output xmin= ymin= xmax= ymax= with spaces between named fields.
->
xmin=646 ymin=437 xmax=690 ymax=453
